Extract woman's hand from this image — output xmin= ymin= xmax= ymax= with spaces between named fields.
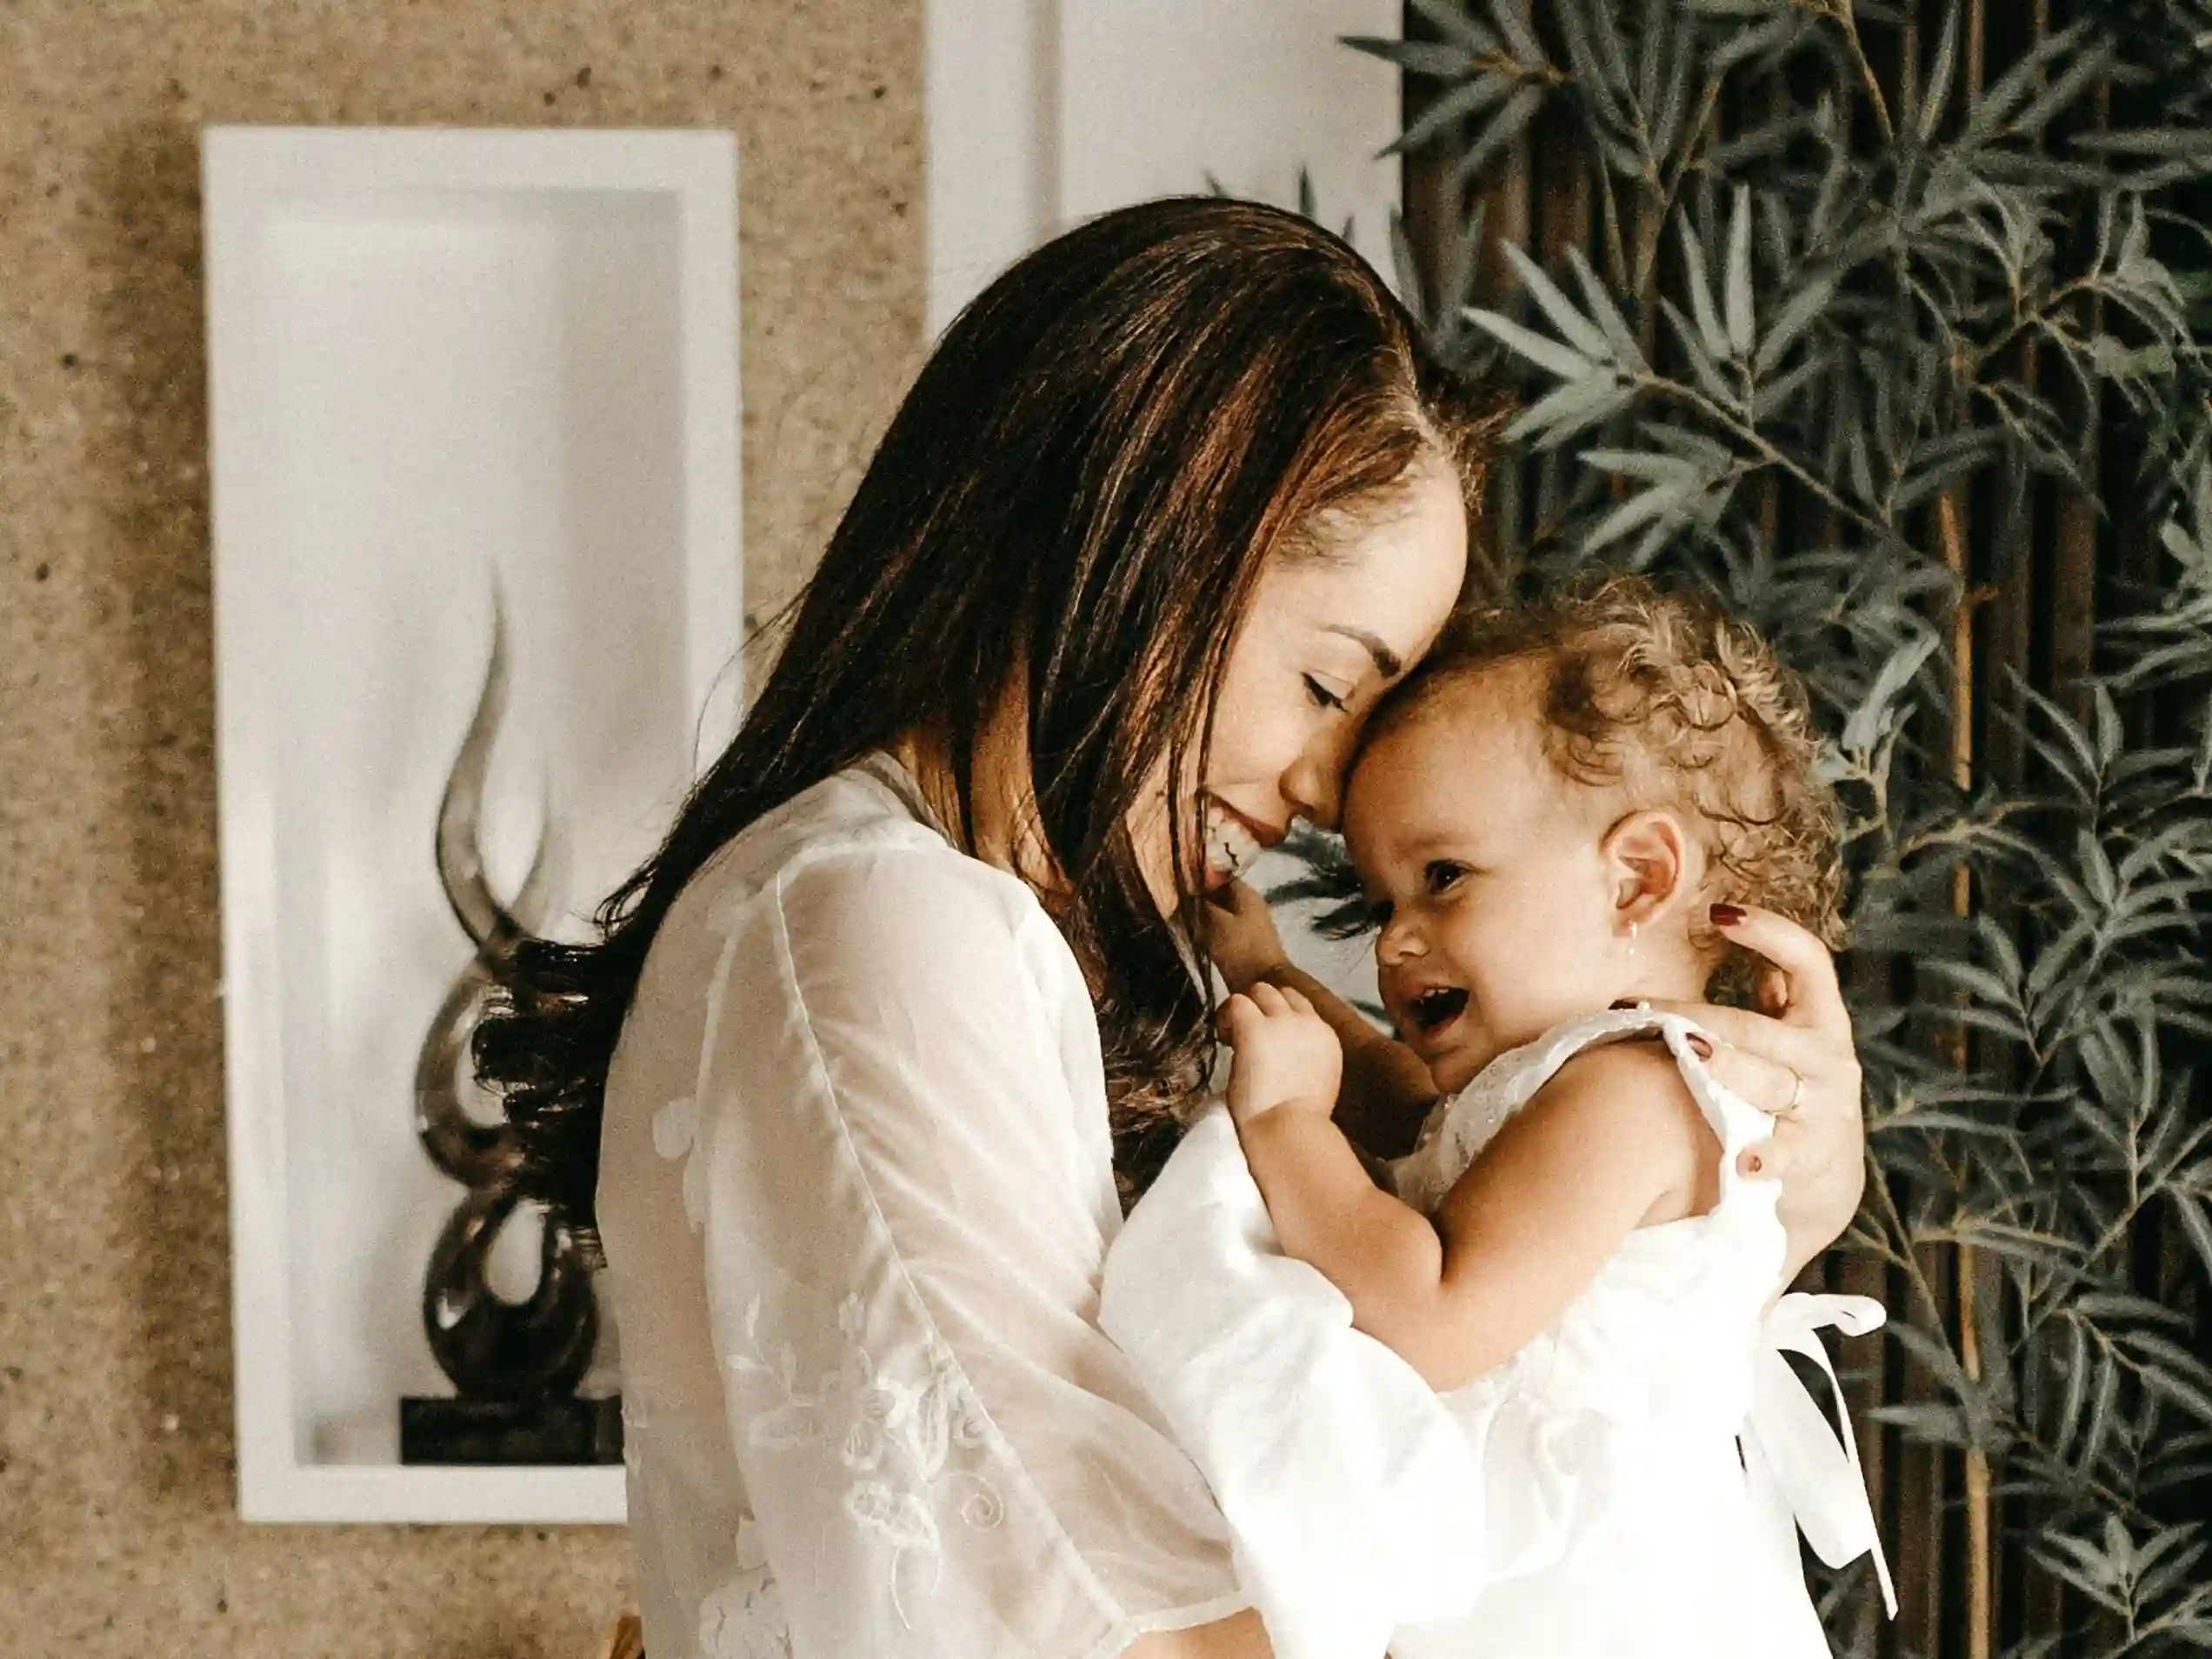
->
xmin=1630 ymin=903 xmax=1867 ymax=1281
xmin=1204 ymin=878 xmax=1291 ymax=993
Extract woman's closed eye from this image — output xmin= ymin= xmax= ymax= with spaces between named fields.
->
xmin=1303 ymin=673 xmax=1350 ymax=713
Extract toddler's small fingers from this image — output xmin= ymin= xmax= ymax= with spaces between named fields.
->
xmin=1278 ymin=985 xmax=1315 ymax=1017
xmin=1249 ymin=982 xmax=1289 ymax=1016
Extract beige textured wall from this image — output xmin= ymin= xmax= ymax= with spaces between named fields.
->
xmin=0 ymin=3 xmax=924 ymax=1653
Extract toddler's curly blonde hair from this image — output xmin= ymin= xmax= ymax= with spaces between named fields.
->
xmin=1364 ymin=574 xmax=1846 ymax=994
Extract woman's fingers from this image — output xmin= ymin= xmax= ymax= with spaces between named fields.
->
xmin=1629 ymin=998 xmax=1835 ymax=1085
xmin=1709 ymin=904 xmax=1848 ymax=1035
xmin=1691 ymin=1038 xmax=1810 ymax=1122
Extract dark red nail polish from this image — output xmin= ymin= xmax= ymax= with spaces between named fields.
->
xmin=1687 ymin=1034 xmax=1714 ymax=1060
xmin=1610 ymin=998 xmax=1637 ymax=1010
xmin=1710 ymin=903 xmax=1747 ymax=927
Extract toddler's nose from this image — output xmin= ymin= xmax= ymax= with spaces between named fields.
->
xmin=1376 ymin=914 xmax=1425 ymax=964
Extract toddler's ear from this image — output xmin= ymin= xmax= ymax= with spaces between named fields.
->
xmin=1601 ymin=809 xmax=1702 ymax=925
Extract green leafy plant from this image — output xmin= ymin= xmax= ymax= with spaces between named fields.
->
xmin=1296 ymin=3 xmax=2212 ymax=1652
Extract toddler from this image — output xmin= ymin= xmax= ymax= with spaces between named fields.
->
xmin=1100 ymin=576 xmax=1893 ymax=1659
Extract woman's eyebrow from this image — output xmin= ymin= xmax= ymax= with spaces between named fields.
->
xmin=1325 ymin=624 xmax=1403 ymax=679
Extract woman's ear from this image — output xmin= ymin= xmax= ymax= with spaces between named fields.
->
xmin=1601 ymin=810 xmax=1702 ymax=931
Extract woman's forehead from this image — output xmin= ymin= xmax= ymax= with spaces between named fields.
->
xmin=1271 ymin=473 xmax=1469 ymax=659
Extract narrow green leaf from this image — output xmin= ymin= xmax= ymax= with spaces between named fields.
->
xmin=1968 ymin=20 xmax=2091 ymax=141
xmin=1678 ymin=215 xmax=1729 ymax=364
xmin=1752 ymin=270 xmax=1836 ymax=376
xmin=1724 ymin=184 xmax=1756 ymax=359
xmin=1582 ymin=481 xmax=1696 ymax=555
xmin=1343 ymin=37 xmax=1476 ymax=78
xmin=1842 ymin=632 xmax=1940 ymax=756
xmin=1463 ymin=303 xmax=1601 ymax=383
xmin=1709 ymin=14 xmax=1798 ymax=74
xmin=1500 ymin=241 xmax=1617 ymax=363
xmin=1505 ymin=372 xmax=1636 ymax=449
xmin=2145 ymin=1365 xmax=2212 ymax=1431
xmin=1455 ymin=83 xmax=1548 ymax=184
xmin=1579 ymin=450 xmax=1697 ymax=484
xmin=2171 ymin=1193 xmax=2212 ymax=1284
xmin=1388 ymin=73 xmax=1515 ymax=157
xmin=2013 ymin=43 xmax=2116 ymax=139
xmin=1482 ymin=0 xmax=1544 ymax=65
xmin=1918 ymin=2 xmax=1961 ymax=143
xmin=1564 ymin=245 xmax=1648 ymax=370
xmin=1388 ymin=211 xmax=1427 ymax=323
xmin=1657 ymin=317 xmax=1731 ymax=422
xmin=1408 ymin=0 xmax=1501 ymax=52
xmin=1750 ymin=352 xmax=1828 ymax=424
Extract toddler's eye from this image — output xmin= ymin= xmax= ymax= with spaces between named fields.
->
xmin=1303 ymin=674 xmax=1349 ymax=713
xmin=1423 ymin=860 xmax=1468 ymax=895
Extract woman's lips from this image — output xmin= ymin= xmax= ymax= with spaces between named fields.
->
xmin=1202 ymin=800 xmax=1279 ymax=883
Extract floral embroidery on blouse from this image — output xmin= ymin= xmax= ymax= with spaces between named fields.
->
xmin=727 ymin=1291 xmax=1004 ymax=1625
xmin=697 ymin=1512 xmax=793 ymax=1659
xmin=651 ymin=903 xmax=753 ymax=1237
xmin=650 ymin=1095 xmax=709 ymax=1229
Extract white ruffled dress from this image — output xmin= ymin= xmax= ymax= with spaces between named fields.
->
xmin=1099 ymin=1005 xmax=1894 ymax=1659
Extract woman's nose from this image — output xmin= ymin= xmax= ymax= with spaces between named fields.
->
xmin=1282 ymin=737 xmax=1349 ymax=831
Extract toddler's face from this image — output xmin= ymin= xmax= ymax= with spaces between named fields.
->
xmin=1342 ymin=662 xmax=1629 ymax=1094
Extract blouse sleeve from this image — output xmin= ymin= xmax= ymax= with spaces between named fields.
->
xmin=1100 ymin=1107 xmax=1495 ymax=1659
xmin=683 ymin=841 xmax=1247 ymax=1659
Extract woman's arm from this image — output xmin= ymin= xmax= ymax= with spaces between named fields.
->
xmin=1226 ymin=988 xmax=1712 ymax=1393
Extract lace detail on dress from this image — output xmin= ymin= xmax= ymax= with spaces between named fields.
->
xmin=726 ymin=1291 xmax=1007 ymax=1626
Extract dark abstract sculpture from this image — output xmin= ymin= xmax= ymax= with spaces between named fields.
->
xmin=399 ymin=588 xmax=619 ymax=1466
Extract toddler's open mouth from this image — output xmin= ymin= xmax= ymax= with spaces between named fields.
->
xmin=1408 ymin=984 xmax=1469 ymax=1036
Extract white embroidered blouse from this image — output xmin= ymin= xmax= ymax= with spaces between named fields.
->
xmin=596 ymin=754 xmax=1248 ymax=1659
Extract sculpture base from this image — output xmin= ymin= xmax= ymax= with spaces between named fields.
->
xmin=399 ymin=1395 xmax=624 ymax=1466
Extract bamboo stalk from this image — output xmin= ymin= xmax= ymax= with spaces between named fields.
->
xmin=1937 ymin=483 xmax=1994 ymax=1659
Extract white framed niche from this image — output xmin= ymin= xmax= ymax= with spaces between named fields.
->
xmin=203 ymin=125 xmax=741 ymax=1524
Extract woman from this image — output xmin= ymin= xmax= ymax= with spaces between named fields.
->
xmin=475 ymin=198 xmax=1867 ymax=1659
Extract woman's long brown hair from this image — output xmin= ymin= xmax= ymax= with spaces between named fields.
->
xmin=471 ymin=197 xmax=1507 ymax=1249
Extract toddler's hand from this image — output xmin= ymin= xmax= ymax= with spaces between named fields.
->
xmin=1221 ymin=982 xmax=1343 ymax=1127
xmin=1203 ymin=878 xmax=1290 ymax=992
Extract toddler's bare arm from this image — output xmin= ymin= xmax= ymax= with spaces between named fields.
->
xmin=1231 ymin=1004 xmax=1715 ymax=1394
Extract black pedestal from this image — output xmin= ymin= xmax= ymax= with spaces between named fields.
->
xmin=399 ymin=1394 xmax=624 ymax=1465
